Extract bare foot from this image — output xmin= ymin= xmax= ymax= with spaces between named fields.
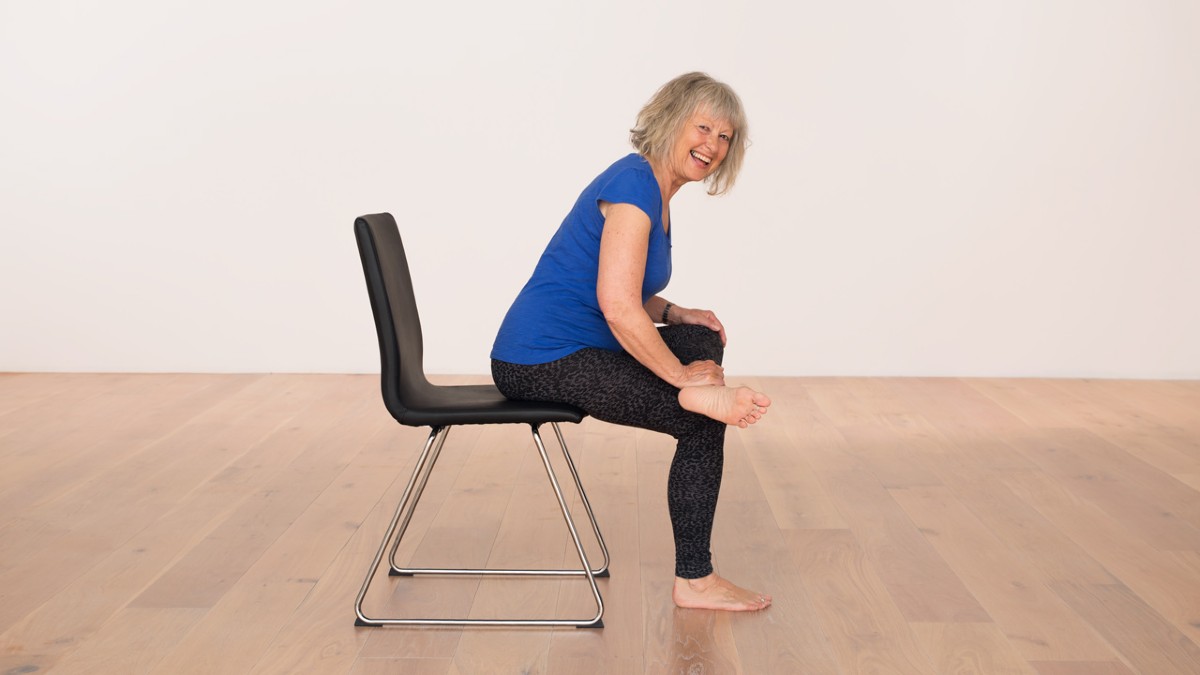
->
xmin=672 ymin=574 xmax=772 ymax=611
xmin=678 ymin=385 xmax=771 ymax=428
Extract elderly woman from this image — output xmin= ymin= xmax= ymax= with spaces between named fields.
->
xmin=491 ymin=72 xmax=772 ymax=612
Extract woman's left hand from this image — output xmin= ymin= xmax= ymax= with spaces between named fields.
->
xmin=673 ymin=306 xmax=727 ymax=346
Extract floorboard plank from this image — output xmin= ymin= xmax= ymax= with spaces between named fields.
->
xmin=786 ymin=529 xmax=937 ymax=674
xmin=815 ymin=469 xmax=991 ymax=623
xmin=0 ymin=374 xmax=311 ymax=634
xmin=1048 ymin=580 xmax=1200 ymax=675
xmin=999 ymin=469 xmax=1200 ymax=646
xmin=889 ymin=485 xmax=1116 ymax=661
xmin=910 ymin=622 xmax=1039 ymax=675
xmin=1028 ymin=660 xmax=1137 ymax=675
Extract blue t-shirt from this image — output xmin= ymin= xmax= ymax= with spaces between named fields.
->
xmin=491 ymin=153 xmax=672 ymax=365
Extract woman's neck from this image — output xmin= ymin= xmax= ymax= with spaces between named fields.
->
xmin=648 ymin=158 xmax=685 ymax=205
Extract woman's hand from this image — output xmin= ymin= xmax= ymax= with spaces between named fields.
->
xmin=672 ymin=307 xmax=727 ymax=346
xmin=676 ymin=359 xmax=725 ymax=388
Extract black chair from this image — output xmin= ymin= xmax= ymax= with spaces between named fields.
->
xmin=352 ymin=213 xmax=608 ymax=628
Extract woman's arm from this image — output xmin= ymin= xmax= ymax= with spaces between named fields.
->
xmin=643 ymin=295 xmax=671 ymax=324
xmin=597 ymin=203 xmax=724 ymax=388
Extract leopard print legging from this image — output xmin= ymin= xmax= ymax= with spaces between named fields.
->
xmin=491 ymin=324 xmax=726 ymax=579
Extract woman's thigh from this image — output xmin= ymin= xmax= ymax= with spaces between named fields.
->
xmin=493 ymin=348 xmax=708 ymax=439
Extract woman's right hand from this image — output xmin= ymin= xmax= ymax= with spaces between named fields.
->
xmin=675 ymin=360 xmax=725 ymax=388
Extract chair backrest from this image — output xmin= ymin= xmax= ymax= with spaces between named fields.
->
xmin=354 ymin=213 xmax=430 ymax=422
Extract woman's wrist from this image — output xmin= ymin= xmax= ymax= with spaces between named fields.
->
xmin=661 ymin=302 xmax=674 ymax=325
xmin=670 ymin=362 xmax=689 ymax=388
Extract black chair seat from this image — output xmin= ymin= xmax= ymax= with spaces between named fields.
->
xmin=394 ymin=384 xmax=585 ymax=427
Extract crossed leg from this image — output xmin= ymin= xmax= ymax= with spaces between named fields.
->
xmin=491 ymin=325 xmax=772 ymax=611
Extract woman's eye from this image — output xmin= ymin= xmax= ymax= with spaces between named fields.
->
xmin=719 ymin=133 xmax=731 ymax=142
xmin=698 ymin=125 xmax=710 ymax=132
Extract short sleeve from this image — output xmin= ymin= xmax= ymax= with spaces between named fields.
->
xmin=595 ymin=167 xmax=660 ymax=224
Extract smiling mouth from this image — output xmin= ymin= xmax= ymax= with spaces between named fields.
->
xmin=690 ymin=150 xmax=712 ymax=166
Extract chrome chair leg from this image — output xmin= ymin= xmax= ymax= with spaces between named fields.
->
xmin=355 ymin=426 xmax=446 ymax=626
xmin=385 ymin=426 xmax=452 ymax=573
xmin=354 ymin=423 xmax=606 ymax=628
xmin=550 ymin=422 xmax=610 ymax=577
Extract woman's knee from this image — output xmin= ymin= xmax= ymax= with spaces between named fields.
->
xmin=689 ymin=325 xmax=725 ymax=364
xmin=664 ymin=324 xmax=725 ymax=365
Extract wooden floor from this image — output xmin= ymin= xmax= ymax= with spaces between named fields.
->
xmin=1 ymin=374 xmax=1199 ymax=674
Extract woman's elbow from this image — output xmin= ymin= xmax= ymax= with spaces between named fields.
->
xmin=598 ymin=297 xmax=638 ymax=330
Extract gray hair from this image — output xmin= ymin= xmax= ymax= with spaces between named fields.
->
xmin=630 ymin=72 xmax=749 ymax=196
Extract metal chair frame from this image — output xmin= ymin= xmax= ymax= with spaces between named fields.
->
xmin=354 ymin=423 xmax=610 ymax=628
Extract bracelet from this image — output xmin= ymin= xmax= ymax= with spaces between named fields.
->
xmin=661 ymin=302 xmax=673 ymax=325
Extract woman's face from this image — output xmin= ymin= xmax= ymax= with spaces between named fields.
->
xmin=668 ymin=109 xmax=734 ymax=185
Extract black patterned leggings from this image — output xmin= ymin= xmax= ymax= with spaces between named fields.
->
xmin=491 ymin=324 xmax=726 ymax=579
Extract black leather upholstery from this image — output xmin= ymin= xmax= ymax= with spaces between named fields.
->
xmin=354 ymin=213 xmax=585 ymax=428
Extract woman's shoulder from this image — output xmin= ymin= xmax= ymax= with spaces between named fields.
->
xmin=604 ymin=153 xmax=654 ymax=178
xmin=591 ymin=154 xmax=658 ymax=201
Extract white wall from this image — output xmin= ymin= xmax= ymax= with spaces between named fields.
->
xmin=2 ymin=0 xmax=1197 ymax=378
